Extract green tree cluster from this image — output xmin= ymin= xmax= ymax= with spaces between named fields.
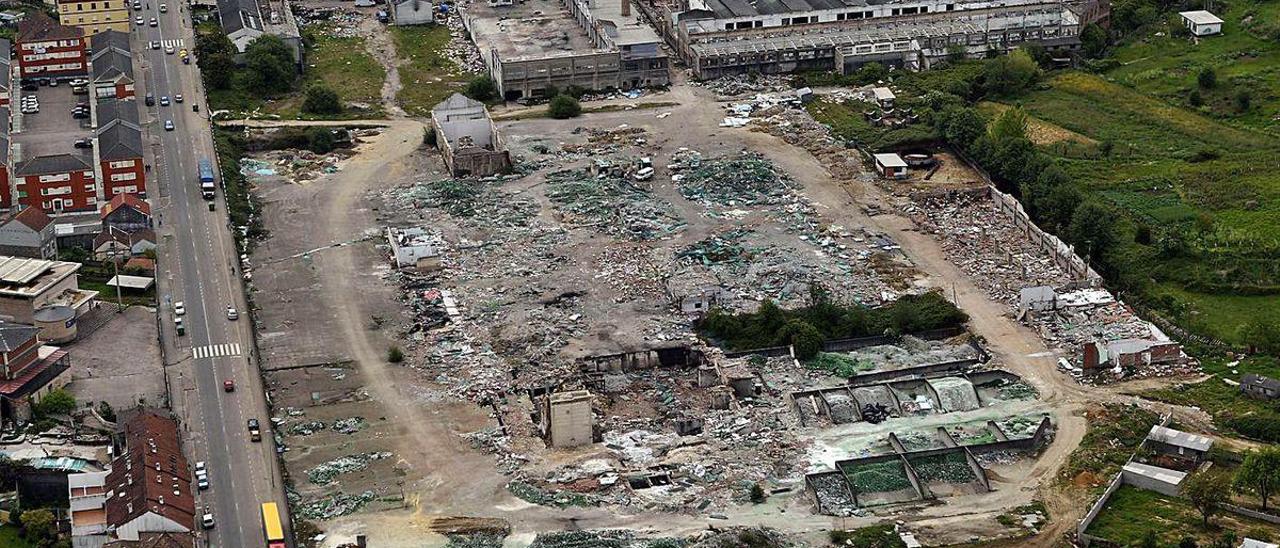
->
xmin=33 ymin=389 xmax=76 ymax=418
xmin=1234 ymin=447 xmax=1280 ymax=511
xmin=698 ymin=286 xmax=968 ymax=359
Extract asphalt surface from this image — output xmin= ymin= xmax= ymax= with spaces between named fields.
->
xmin=133 ymin=4 xmax=290 ymax=546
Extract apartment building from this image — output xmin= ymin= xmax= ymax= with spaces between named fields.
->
xmin=56 ymin=0 xmax=131 ymax=35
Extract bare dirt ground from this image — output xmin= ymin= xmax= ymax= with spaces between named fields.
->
xmin=239 ymin=51 xmax=1212 ymax=544
xmin=64 ymin=306 xmax=165 ymax=411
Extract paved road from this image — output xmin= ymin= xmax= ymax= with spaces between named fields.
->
xmin=132 ymin=4 xmax=289 ymax=547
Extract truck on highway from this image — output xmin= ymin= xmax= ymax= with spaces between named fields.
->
xmin=198 ymin=158 xmax=216 ymax=199
xmin=261 ymin=502 xmax=287 ymax=548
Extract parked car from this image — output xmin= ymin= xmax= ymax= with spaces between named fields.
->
xmin=201 ymin=512 xmax=214 ymax=530
xmin=196 ymin=474 xmax=209 ymax=490
xmin=69 ymin=79 xmax=87 ymax=86
xmin=20 ymin=82 xmax=36 ymax=91
xmin=73 ymin=138 xmax=92 ymax=149
xmin=47 ymin=79 xmax=57 ymax=87
xmin=175 ymin=316 xmax=185 ymax=335
xmin=174 ymin=301 xmax=185 ymax=315
xmin=135 ymin=15 xmax=143 ymax=24
xmin=133 ymin=1 xmax=141 ymax=9
xmin=145 ymin=93 xmax=155 ymax=106
xmin=226 ymin=306 xmax=238 ymax=320
xmin=247 ymin=419 xmax=261 ymax=442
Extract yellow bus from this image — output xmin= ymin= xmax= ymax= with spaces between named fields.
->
xmin=261 ymin=502 xmax=286 ymax=548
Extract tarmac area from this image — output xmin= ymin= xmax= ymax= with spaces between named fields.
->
xmin=64 ymin=306 xmax=165 ymax=412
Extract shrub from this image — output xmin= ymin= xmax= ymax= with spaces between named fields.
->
xmin=1197 ymin=67 xmax=1216 ymax=89
xmin=34 ymin=389 xmax=76 ymax=418
xmin=307 ymin=127 xmax=336 ymax=154
xmin=302 ymin=85 xmax=341 ymax=115
xmin=387 ymin=346 xmax=404 ymax=363
xmin=424 ymin=127 xmax=437 ymax=147
xmin=749 ymin=483 xmax=766 ymax=503
xmin=465 ymin=76 xmax=497 ymax=102
xmin=548 ymin=94 xmax=581 ymax=119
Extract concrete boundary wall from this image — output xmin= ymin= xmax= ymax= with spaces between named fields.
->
xmin=987 ymin=184 xmax=1101 ymax=282
xmin=1076 ymin=471 xmax=1126 ymax=546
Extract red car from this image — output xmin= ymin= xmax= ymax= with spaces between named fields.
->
xmin=223 ymin=380 xmax=235 ymax=392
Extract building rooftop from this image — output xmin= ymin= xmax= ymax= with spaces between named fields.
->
xmin=17 ymin=12 xmax=83 ymax=44
xmin=96 ymin=97 xmax=140 ymax=128
xmin=5 ymin=206 xmax=54 ymax=232
xmin=0 ymin=255 xmax=82 ymax=298
xmin=90 ymin=29 xmax=131 ymax=55
xmin=0 ymin=38 xmax=10 ymax=92
xmin=91 ymin=48 xmax=134 ymax=84
xmin=1242 ymin=373 xmax=1280 ymax=391
xmin=1147 ymin=425 xmax=1213 ymax=453
xmin=690 ymin=0 xmax=859 ymax=19
xmin=0 ymin=347 xmax=68 ymax=398
xmin=105 ymin=410 xmax=195 ymax=532
xmin=0 ymin=321 xmax=39 ymax=352
xmin=1179 ymin=10 xmax=1223 ymax=25
xmin=97 ymin=119 xmax=143 ymax=161
xmin=102 ymin=193 xmax=151 ymax=218
xmin=873 ymin=153 xmax=907 ymax=168
xmin=464 ymin=0 xmax=606 ymax=60
xmin=15 ymin=154 xmax=92 ymax=177
xmin=1122 ymin=462 xmax=1187 ymax=485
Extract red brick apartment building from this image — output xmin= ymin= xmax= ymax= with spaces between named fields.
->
xmin=14 ymin=154 xmax=98 ymax=213
xmin=17 ymin=13 xmax=88 ymax=79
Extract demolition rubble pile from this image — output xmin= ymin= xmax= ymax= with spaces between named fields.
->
xmin=441 ymin=7 xmax=486 ymax=73
xmin=904 ymin=191 xmax=1073 ymax=307
xmin=545 ymin=169 xmax=685 ymax=240
xmin=904 ymin=190 xmax=1198 ymax=383
xmin=502 ymin=356 xmax=814 ymax=513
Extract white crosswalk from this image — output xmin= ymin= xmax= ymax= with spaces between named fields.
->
xmin=161 ymin=39 xmax=185 ymax=49
xmin=193 ymin=343 xmax=241 ymax=360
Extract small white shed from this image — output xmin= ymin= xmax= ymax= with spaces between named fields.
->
xmin=873 ymin=153 xmax=908 ymax=179
xmin=1179 ymin=10 xmax=1223 ymax=36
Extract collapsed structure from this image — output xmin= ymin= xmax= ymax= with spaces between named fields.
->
xmin=430 ymin=93 xmax=512 ymax=177
xmin=461 ymin=0 xmax=670 ymax=99
xmin=645 ymin=0 xmax=1108 ymax=78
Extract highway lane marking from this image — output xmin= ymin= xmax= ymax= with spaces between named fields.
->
xmin=193 ymin=343 xmax=242 ymax=359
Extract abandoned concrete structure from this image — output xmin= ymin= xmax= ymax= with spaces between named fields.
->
xmin=430 ymin=94 xmax=512 ymax=177
xmin=461 ymin=0 xmax=670 ymax=99
xmin=545 ymin=390 xmax=594 ymax=448
xmin=649 ymin=0 xmax=1108 ymax=79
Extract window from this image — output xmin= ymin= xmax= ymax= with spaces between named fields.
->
xmin=109 ymin=160 xmax=136 ymax=168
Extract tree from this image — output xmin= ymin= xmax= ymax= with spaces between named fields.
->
xmin=1081 ymin=23 xmax=1108 ymax=58
xmin=1243 ymin=319 xmax=1280 ymax=355
xmin=939 ymin=107 xmax=986 ymax=150
xmin=548 ymin=94 xmax=581 ymax=119
xmin=1067 ymin=201 xmax=1119 ymax=264
xmin=465 ymin=76 xmax=497 ymax=102
xmin=302 ymin=85 xmax=341 ymax=114
xmin=201 ymin=53 xmax=237 ymax=90
xmin=1180 ymin=537 xmax=1199 ymax=548
xmin=1183 ymin=470 xmax=1231 ymax=526
xmin=96 ymin=401 xmax=116 ymax=422
xmin=19 ymin=509 xmax=57 ymax=547
xmin=854 ymin=62 xmax=888 ymax=85
xmin=388 ymin=346 xmax=404 ymax=363
xmin=1235 ymin=89 xmax=1252 ymax=112
xmin=1197 ymin=67 xmax=1217 ymax=89
xmin=749 ymin=483 xmax=766 ymax=503
xmin=34 ymin=389 xmax=76 ymax=418
xmin=1189 ymin=89 xmax=1203 ymax=107
xmin=1235 ymin=447 xmax=1280 ymax=510
xmin=982 ymin=48 xmax=1039 ymax=98
xmin=243 ymin=35 xmax=296 ymax=95
xmin=307 ymin=127 xmax=336 ymax=153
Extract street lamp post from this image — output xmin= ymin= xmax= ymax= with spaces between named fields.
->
xmin=107 ymin=225 xmax=134 ymax=313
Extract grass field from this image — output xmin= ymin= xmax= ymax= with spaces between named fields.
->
xmin=202 ymin=22 xmax=385 ymax=119
xmin=1059 ymin=404 xmax=1159 ymax=490
xmin=391 ymin=25 xmax=470 ymax=116
xmin=1105 ymin=0 xmax=1280 ymax=134
xmin=1006 ymin=68 xmax=1280 ymax=344
xmin=1086 ymin=486 xmax=1280 ymax=546
xmin=0 ymin=526 xmax=34 ymax=548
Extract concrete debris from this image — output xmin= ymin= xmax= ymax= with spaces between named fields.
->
xmin=306 ymin=451 xmax=393 ymax=485
xmin=545 ymin=169 xmax=685 ymax=240
xmin=296 ymin=490 xmax=378 ymax=520
xmin=332 ymin=417 xmax=368 ymax=434
xmin=904 ymin=190 xmax=1199 ymax=384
